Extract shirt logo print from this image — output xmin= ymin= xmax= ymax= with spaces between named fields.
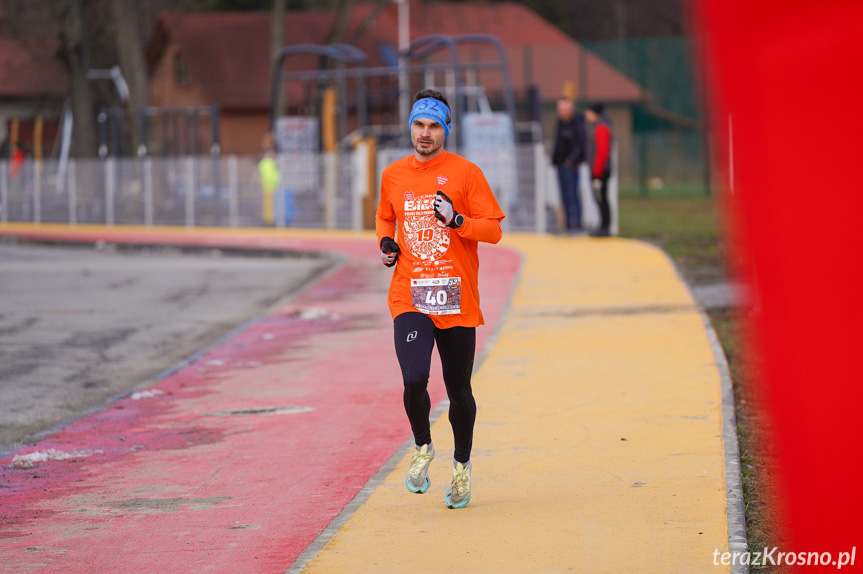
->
xmin=436 ymin=175 xmax=448 ymax=186
xmin=402 ymin=195 xmax=450 ymax=262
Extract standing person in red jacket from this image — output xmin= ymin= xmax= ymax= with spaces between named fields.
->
xmin=586 ymin=103 xmax=613 ymax=237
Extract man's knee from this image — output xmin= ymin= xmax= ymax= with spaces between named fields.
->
xmin=403 ymin=374 xmax=429 ymax=391
xmin=446 ymin=385 xmax=475 ymax=408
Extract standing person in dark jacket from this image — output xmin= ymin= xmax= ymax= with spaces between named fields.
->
xmin=551 ymin=97 xmax=586 ymax=233
xmin=586 ymin=103 xmax=613 ymax=237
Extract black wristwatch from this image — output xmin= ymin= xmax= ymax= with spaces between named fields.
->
xmin=451 ymin=213 xmax=465 ymax=229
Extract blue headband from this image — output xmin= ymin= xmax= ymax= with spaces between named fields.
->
xmin=409 ymin=97 xmax=451 ymax=138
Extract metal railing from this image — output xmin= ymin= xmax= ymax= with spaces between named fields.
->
xmin=0 ymin=145 xmax=615 ymax=234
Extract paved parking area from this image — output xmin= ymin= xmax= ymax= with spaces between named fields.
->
xmin=0 ymin=240 xmax=332 ymax=452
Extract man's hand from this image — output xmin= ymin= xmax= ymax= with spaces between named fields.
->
xmin=434 ymin=191 xmax=462 ymax=228
xmin=592 ymin=178 xmax=602 ymax=192
xmin=380 ymin=236 xmax=400 ymax=267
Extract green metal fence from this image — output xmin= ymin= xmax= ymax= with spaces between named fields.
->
xmin=583 ymin=36 xmax=709 ymax=195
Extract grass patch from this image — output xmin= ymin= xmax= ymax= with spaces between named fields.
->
xmin=619 ymin=183 xmax=710 ymax=197
xmin=707 ymin=308 xmax=788 ymax=573
xmin=618 ymin=193 xmax=724 ymax=283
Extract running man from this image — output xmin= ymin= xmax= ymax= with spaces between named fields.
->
xmin=376 ymin=89 xmax=505 ymax=509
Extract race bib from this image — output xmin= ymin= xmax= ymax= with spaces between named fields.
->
xmin=411 ymin=277 xmax=462 ymax=316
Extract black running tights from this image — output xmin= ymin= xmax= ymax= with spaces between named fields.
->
xmin=393 ymin=312 xmax=476 ymax=464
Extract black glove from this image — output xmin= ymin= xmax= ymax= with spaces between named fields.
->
xmin=380 ymin=236 xmax=400 ymax=267
xmin=434 ymin=191 xmax=463 ymax=228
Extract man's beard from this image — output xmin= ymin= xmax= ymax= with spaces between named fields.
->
xmin=414 ymin=138 xmax=441 ymax=156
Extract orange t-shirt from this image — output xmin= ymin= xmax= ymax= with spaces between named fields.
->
xmin=376 ymin=150 xmax=505 ymax=328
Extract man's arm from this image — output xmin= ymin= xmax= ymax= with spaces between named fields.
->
xmin=456 ymin=217 xmax=502 ymax=244
xmin=376 ymin=177 xmax=401 ymax=267
xmin=375 ymin=173 xmax=397 ymax=245
xmin=376 ymin=210 xmax=396 ymax=245
xmin=455 ymin=167 xmax=505 ymax=244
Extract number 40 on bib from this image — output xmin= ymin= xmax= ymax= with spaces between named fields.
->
xmin=410 ymin=277 xmax=462 ymax=316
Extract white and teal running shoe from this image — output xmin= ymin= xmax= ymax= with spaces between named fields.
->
xmin=405 ymin=444 xmax=434 ymax=493
xmin=445 ymin=461 xmax=471 ymax=509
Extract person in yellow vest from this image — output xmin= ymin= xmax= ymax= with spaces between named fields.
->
xmin=258 ymin=132 xmax=280 ymax=225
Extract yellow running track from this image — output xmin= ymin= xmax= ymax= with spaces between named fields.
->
xmin=300 ymin=234 xmax=735 ymax=574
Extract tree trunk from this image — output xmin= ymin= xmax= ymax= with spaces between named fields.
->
xmin=347 ymin=0 xmax=390 ymax=45
xmin=325 ymin=0 xmax=355 ymax=45
xmin=110 ymin=0 xmax=149 ymax=154
xmin=271 ymin=0 xmax=286 ymax=70
xmin=270 ymin=0 xmax=286 ymax=120
xmin=610 ymin=0 xmax=628 ymax=42
xmin=58 ymin=0 xmax=98 ymax=158
xmin=316 ymin=0 xmax=354 ymax=121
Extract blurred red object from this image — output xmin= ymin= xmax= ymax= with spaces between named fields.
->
xmin=9 ymin=145 xmax=25 ymax=178
xmin=693 ymin=0 xmax=863 ymax=568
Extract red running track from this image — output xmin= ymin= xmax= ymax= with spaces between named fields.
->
xmin=0 ymin=228 xmax=521 ymax=573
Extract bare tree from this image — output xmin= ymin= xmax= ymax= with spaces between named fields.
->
xmin=346 ymin=0 xmax=390 ymax=45
xmin=269 ymin=0 xmax=286 ymax=124
xmin=324 ymin=0 xmax=354 ymax=45
xmin=55 ymin=0 xmax=99 ymax=158
xmin=610 ymin=0 xmax=627 ymax=42
xmin=110 ymin=0 xmax=150 ymax=112
xmin=2 ymin=0 xmax=99 ymax=157
xmin=270 ymin=0 xmax=286 ymax=70
xmin=110 ymin=0 xmax=150 ymax=153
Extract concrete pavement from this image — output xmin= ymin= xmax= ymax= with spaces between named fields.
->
xmin=0 ymin=241 xmax=332 ymax=451
xmin=0 ymin=224 xmax=742 ymax=573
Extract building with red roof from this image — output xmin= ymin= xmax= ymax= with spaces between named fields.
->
xmin=0 ymin=33 xmax=66 ymax=156
xmin=146 ymin=3 xmax=645 ymax=158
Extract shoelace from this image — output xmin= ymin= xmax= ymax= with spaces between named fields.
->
xmin=452 ymin=466 xmax=470 ymax=494
xmin=410 ymin=449 xmax=433 ymax=477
